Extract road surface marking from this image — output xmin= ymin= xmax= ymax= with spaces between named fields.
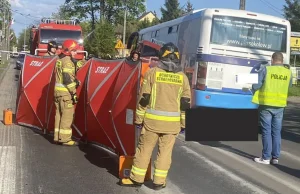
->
xmin=281 ymin=151 xmax=300 ymax=164
xmin=209 ymin=146 xmax=300 ymax=193
xmin=181 ymin=146 xmax=268 ymax=194
xmin=0 ymin=146 xmax=16 ymax=194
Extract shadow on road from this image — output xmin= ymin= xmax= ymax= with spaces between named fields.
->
xmin=274 ymin=164 xmax=300 ymax=179
xmin=281 ymin=108 xmax=300 ymax=144
xmin=198 ymin=141 xmax=258 ymax=160
xmin=78 ymin=143 xmax=120 ymax=179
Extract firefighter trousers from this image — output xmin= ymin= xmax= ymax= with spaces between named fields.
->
xmin=54 ymin=93 xmax=74 ymax=143
xmin=130 ymin=127 xmax=177 ymax=185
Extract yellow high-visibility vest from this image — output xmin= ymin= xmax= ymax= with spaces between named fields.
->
xmin=252 ymin=66 xmax=291 ymax=107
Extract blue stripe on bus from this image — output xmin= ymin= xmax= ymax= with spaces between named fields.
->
xmin=197 ymin=54 xmax=266 ymax=67
xmin=206 ymin=87 xmax=252 ymax=95
xmin=193 ymin=90 xmax=258 ymax=109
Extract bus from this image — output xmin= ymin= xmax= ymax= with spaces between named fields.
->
xmin=127 ymin=8 xmax=291 ymax=109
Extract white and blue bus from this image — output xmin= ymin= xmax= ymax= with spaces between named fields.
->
xmin=128 ymin=8 xmax=291 ymax=109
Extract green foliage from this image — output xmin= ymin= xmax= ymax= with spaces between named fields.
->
xmin=17 ymin=28 xmax=31 ymax=51
xmin=185 ymin=0 xmax=194 ymax=13
xmin=289 ymin=85 xmax=300 ymax=96
xmin=137 ymin=17 xmax=160 ymax=30
xmin=284 ymin=0 xmax=300 ymax=32
xmin=64 ymin=0 xmax=145 ymax=26
xmin=160 ymin=0 xmax=183 ymax=22
xmin=85 ymin=21 xmax=116 ymax=59
xmin=9 ymin=30 xmax=17 ymax=50
xmin=51 ymin=4 xmax=73 ymax=20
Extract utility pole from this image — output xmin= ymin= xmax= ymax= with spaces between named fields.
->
xmin=24 ymin=28 xmax=26 ymax=51
xmin=122 ymin=2 xmax=127 ymax=57
xmin=239 ymin=0 xmax=246 ymax=10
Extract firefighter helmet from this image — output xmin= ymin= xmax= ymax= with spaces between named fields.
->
xmin=47 ymin=40 xmax=58 ymax=52
xmin=61 ymin=39 xmax=79 ymax=56
xmin=158 ymin=42 xmax=180 ymax=62
xmin=130 ymin=50 xmax=140 ymax=58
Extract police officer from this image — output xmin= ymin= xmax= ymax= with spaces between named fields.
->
xmin=54 ymin=39 xmax=79 ymax=146
xmin=44 ymin=41 xmax=58 ymax=56
xmin=120 ymin=43 xmax=191 ymax=190
xmin=252 ymin=52 xmax=292 ymax=165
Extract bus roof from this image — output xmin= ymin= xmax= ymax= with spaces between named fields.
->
xmin=139 ymin=8 xmax=289 ymax=34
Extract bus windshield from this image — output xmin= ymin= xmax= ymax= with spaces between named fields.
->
xmin=210 ymin=15 xmax=287 ymax=52
xmin=40 ymin=29 xmax=82 ymax=44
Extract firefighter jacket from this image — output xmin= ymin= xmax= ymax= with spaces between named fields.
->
xmin=135 ymin=66 xmax=191 ymax=134
xmin=55 ymin=55 xmax=77 ymax=96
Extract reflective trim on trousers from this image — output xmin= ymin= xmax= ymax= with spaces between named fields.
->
xmin=154 ymin=169 xmax=168 ymax=178
xmin=131 ymin=165 xmax=147 ymax=176
xmin=57 ymin=129 xmax=72 ymax=135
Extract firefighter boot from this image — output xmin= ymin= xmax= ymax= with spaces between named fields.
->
xmin=153 ymin=182 xmax=166 ymax=190
xmin=62 ymin=140 xmax=79 ymax=146
xmin=119 ymin=178 xmax=143 ymax=187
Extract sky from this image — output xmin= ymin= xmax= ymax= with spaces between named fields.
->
xmin=10 ymin=0 xmax=287 ymax=36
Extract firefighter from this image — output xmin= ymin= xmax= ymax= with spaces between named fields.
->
xmin=54 ymin=39 xmax=80 ymax=146
xmin=120 ymin=42 xmax=191 ymax=190
xmin=44 ymin=41 xmax=58 ymax=56
xmin=129 ymin=50 xmax=140 ymax=62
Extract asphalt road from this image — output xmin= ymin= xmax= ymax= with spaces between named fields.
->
xmin=0 ymin=59 xmax=299 ymax=194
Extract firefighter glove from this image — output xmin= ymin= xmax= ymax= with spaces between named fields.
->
xmin=71 ymin=93 xmax=78 ymax=104
xmin=75 ymin=79 xmax=81 ymax=89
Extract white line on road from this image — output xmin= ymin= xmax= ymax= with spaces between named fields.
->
xmin=181 ymin=145 xmax=268 ymax=194
xmin=281 ymin=151 xmax=300 ymax=164
xmin=0 ymin=146 xmax=16 ymax=194
xmin=209 ymin=146 xmax=300 ymax=193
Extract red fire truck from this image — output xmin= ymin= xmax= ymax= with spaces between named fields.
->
xmin=29 ymin=18 xmax=87 ymax=59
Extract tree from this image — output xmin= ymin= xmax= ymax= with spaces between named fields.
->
xmin=283 ymin=0 xmax=300 ymax=31
xmin=51 ymin=4 xmax=73 ymax=20
xmin=137 ymin=17 xmax=160 ymax=30
xmin=17 ymin=27 xmax=31 ymax=51
xmin=160 ymin=0 xmax=183 ymax=22
xmin=65 ymin=0 xmax=99 ymax=29
xmin=185 ymin=0 xmax=194 ymax=13
xmin=85 ymin=21 xmax=116 ymax=58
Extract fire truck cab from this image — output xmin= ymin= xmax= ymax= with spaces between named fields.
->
xmin=29 ymin=18 xmax=87 ymax=59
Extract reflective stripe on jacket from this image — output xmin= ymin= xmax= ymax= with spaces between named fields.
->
xmin=55 ymin=56 xmax=76 ymax=95
xmin=135 ymin=66 xmax=191 ymax=134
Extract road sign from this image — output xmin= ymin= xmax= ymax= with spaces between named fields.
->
xmin=291 ymin=31 xmax=300 ymax=55
xmin=115 ymin=39 xmax=124 ymax=49
xmin=291 ymin=37 xmax=300 ymax=48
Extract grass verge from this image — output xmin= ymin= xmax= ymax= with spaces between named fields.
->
xmin=289 ymin=85 xmax=300 ymax=96
xmin=0 ymin=61 xmax=8 ymax=68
